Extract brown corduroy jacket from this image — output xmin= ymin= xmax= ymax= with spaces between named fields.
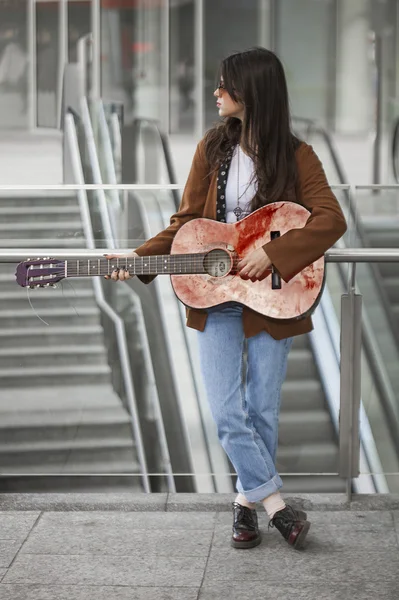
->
xmin=134 ymin=139 xmax=347 ymax=339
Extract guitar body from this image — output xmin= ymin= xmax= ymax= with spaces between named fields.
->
xmin=15 ymin=201 xmax=325 ymax=321
xmin=170 ymin=202 xmax=325 ymax=321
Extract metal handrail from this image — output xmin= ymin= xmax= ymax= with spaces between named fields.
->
xmin=80 ymin=97 xmax=118 ymax=241
xmin=4 ymin=247 xmax=399 ymax=263
xmin=110 ymin=110 xmax=122 ymax=182
xmin=79 ymin=100 xmax=176 ymax=491
xmin=293 ymin=116 xmax=399 ymax=339
xmin=391 ymin=117 xmax=399 ymax=183
xmin=64 ymin=112 xmax=151 ymax=492
xmin=96 ymin=100 xmax=122 ymax=217
xmin=293 ymin=117 xmax=399 ymax=459
xmin=132 ymin=118 xmax=181 ymax=210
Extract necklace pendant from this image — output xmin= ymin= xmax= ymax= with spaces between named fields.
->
xmin=233 ymin=206 xmax=244 ymax=220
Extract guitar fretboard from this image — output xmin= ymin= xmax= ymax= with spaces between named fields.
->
xmin=64 ymin=255 xmax=208 ymax=278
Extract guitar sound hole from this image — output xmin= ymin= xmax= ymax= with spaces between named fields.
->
xmin=203 ymin=249 xmax=231 ymax=278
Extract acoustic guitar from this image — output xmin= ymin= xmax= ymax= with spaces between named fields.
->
xmin=15 ymin=202 xmax=325 ymax=321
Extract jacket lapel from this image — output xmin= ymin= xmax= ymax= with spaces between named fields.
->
xmin=215 ymin=146 xmax=235 ymax=222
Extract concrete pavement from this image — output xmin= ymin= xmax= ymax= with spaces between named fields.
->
xmin=0 ymin=493 xmax=398 ymax=599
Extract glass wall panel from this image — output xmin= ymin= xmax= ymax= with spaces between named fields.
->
xmin=68 ymin=0 xmax=91 ymax=63
xmin=169 ymin=0 xmax=195 ymax=134
xmin=0 ymin=0 xmax=29 ymax=129
xmin=276 ymin=0 xmax=335 ymax=126
xmin=36 ymin=0 xmax=59 ymax=128
xmin=101 ymin=0 xmax=168 ymax=128
xmin=204 ymin=0 xmax=259 ymax=129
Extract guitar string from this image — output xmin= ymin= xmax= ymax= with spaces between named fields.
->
xmin=57 ymin=258 xmax=244 ymax=277
xmin=38 ymin=258 xmax=258 ymax=278
xmin=28 ymin=257 xmax=276 ymax=280
xmin=26 ymin=286 xmax=50 ymax=325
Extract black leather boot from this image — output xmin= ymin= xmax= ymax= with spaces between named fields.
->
xmin=231 ymin=502 xmax=262 ymax=549
xmin=269 ymin=505 xmax=311 ymax=550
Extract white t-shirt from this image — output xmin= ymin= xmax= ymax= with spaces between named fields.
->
xmin=225 ymin=145 xmax=258 ymax=223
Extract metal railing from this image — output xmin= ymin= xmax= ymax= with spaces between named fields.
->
xmin=2 ymin=178 xmax=399 ymax=496
xmin=64 ymin=116 xmax=175 ymax=492
xmin=292 ymin=120 xmax=399 ymax=466
xmin=3 ymin=244 xmax=399 ymax=501
xmin=392 ymin=117 xmax=399 ymax=183
xmin=293 ymin=117 xmax=398 ymax=341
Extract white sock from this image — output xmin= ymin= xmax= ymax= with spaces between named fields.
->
xmin=235 ymin=493 xmax=256 ymax=510
xmin=262 ymin=492 xmax=286 ymax=519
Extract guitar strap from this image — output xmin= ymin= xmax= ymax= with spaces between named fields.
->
xmin=215 ymin=146 xmax=234 ymax=222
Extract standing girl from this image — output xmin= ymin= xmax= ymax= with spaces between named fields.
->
xmin=107 ymin=47 xmax=347 ymax=551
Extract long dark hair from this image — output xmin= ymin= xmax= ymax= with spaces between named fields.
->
xmin=204 ymin=47 xmax=300 ymax=209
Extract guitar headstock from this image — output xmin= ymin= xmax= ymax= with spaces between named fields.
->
xmin=15 ymin=257 xmax=66 ymax=288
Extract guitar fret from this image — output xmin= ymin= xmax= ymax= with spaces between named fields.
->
xmin=69 ymin=253 xmax=208 ymax=277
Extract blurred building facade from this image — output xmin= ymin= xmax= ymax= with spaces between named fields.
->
xmin=0 ymin=0 xmax=397 ymax=138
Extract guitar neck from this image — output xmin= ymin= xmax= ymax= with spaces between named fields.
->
xmin=64 ymin=255 xmax=208 ymax=278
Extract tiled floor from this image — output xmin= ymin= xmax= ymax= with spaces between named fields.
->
xmin=0 ymin=495 xmax=398 ymax=600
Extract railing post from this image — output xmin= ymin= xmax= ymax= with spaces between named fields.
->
xmin=339 ymin=263 xmax=362 ymax=502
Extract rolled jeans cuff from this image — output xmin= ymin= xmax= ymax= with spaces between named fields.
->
xmin=236 ymin=473 xmax=283 ymax=503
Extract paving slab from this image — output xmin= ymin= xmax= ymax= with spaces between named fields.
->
xmin=23 ymin=510 xmax=216 ymax=531
xmin=203 ymin=547 xmax=399 ymax=586
xmin=0 ymin=494 xmax=168 ymax=512
xmin=350 ymin=494 xmax=399 ymax=511
xmin=198 ymin=582 xmax=398 ymax=600
xmin=0 ymin=585 xmax=199 ymax=600
xmin=0 ymin=513 xmax=40 ymax=542
xmin=215 ymin=509 xmax=394 ymax=527
xmin=2 ymin=553 xmax=207 ymax=587
xmin=213 ymin=511 xmax=398 ymax=553
xmin=0 ymin=541 xmax=24 ymax=568
xmin=167 ymin=493 xmax=235 ymax=511
xmin=21 ymin=526 xmax=213 ymax=558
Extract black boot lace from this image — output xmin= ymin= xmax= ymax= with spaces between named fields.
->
xmin=268 ymin=507 xmax=295 ymax=539
xmin=232 ymin=502 xmax=256 ymax=531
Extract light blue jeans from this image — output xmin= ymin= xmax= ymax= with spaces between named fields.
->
xmin=197 ymin=304 xmax=293 ymax=503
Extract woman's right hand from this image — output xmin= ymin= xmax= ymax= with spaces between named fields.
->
xmin=104 ymin=252 xmax=140 ymax=281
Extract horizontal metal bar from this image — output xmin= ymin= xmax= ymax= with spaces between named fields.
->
xmin=326 ymin=248 xmax=399 ymax=262
xmin=0 ymin=183 xmax=351 ymax=192
xmin=355 ymin=184 xmax=399 ymax=190
xmin=0 ymin=183 xmax=393 ymax=191
xmin=0 ymin=184 xmax=185 ymax=191
xmin=2 ymin=248 xmax=399 ymax=263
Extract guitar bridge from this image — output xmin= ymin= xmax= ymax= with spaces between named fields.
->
xmin=271 ymin=231 xmax=282 ymax=290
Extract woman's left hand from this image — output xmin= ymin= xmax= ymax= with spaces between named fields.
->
xmin=237 ymin=248 xmax=272 ymax=282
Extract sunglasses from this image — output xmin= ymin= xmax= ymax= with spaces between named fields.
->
xmin=217 ymin=81 xmax=238 ymax=94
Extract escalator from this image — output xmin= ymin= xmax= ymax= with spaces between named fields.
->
xmin=362 ymin=218 xmax=399 ymax=339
